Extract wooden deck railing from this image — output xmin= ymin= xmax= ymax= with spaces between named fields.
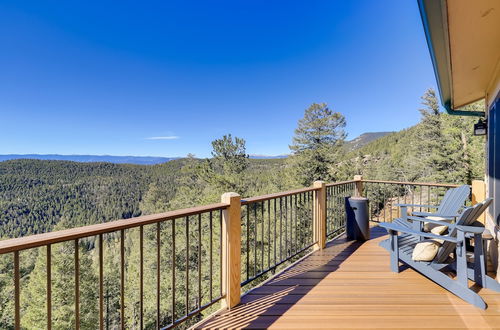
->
xmin=325 ymin=180 xmax=357 ymax=238
xmin=0 ymin=203 xmax=229 ymax=329
xmin=362 ymin=179 xmax=463 ymax=222
xmin=240 ymin=186 xmax=318 ymax=287
xmin=0 ymin=176 xmax=481 ymax=329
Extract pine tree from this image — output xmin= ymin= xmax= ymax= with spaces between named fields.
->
xmin=169 ymin=134 xmax=250 ymax=208
xmin=287 ymin=103 xmax=346 ymax=186
xmin=22 ymin=242 xmax=98 ymax=329
xmin=416 ymin=88 xmax=448 ymax=182
xmin=202 ymin=134 xmax=249 ymax=193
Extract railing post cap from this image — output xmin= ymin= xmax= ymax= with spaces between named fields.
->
xmin=354 ymin=175 xmax=363 ymax=181
xmin=221 ymin=192 xmax=240 ymax=203
xmin=313 ymin=181 xmax=325 ymax=187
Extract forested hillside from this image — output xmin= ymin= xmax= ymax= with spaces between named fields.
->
xmin=0 ymin=157 xmax=285 ymax=239
xmin=338 ymin=89 xmax=485 ymax=184
xmin=343 ymin=131 xmax=393 ymax=151
xmin=0 ymin=154 xmax=179 ymax=165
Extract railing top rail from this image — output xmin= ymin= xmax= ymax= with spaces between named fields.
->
xmin=0 ymin=202 xmax=228 ymax=254
xmin=325 ymin=180 xmax=357 ymax=187
xmin=361 ymin=179 xmax=460 ymax=188
xmin=242 ymin=186 xmax=320 ymax=205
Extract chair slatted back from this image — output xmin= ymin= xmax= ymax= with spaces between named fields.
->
xmin=434 ymin=198 xmax=492 ymax=263
xmin=437 ymin=185 xmax=470 ymax=215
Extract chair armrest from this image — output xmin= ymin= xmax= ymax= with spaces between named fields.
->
xmin=407 ymin=216 xmax=456 ymax=228
xmin=411 ymin=211 xmax=459 ymax=219
xmin=394 ymin=204 xmax=439 ymax=209
xmin=379 ymin=222 xmax=457 ymax=243
xmin=455 ymin=225 xmax=485 ymax=234
xmin=483 ymin=229 xmax=494 ymax=240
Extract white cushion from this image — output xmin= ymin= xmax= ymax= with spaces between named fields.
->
xmin=423 ymin=216 xmax=452 ymax=235
xmin=412 ymin=239 xmax=442 ymax=261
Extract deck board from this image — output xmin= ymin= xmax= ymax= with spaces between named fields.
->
xmin=195 ymin=226 xmax=500 ymax=329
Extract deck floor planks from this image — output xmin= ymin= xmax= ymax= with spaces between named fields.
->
xmin=196 ymin=226 xmax=500 ymax=329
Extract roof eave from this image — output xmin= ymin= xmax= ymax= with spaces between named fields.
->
xmin=417 ymin=0 xmax=485 ymax=117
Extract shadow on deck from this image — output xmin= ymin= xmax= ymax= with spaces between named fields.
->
xmin=195 ymin=226 xmax=500 ymax=329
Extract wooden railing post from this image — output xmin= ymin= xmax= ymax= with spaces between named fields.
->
xmin=354 ymin=175 xmax=364 ymax=197
xmin=313 ymin=181 xmax=326 ymax=251
xmin=472 ymin=180 xmax=486 ymax=224
xmin=221 ymin=192 xmax=241 ymax=309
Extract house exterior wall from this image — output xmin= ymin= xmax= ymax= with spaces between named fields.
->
xmin=486 ymin=80 xmax=500 ymax=272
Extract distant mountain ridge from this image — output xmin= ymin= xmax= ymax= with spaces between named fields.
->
xmin=249 ymin=154 xmax=288 ymax=159
xmin=344 ymin=132 xmax=393 ymax=151
xmin=0 ymin=153 xmax=290 ymax=164
xmin=0 ymin=135 xmax=391 ymax=165
xmin=0 ymin=154 xmax=179 ymax=165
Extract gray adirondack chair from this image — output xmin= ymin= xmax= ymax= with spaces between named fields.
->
xmin=379 ymin=198 xmax=500 ymax=309
xmin=393 ymin=184 xmax=470 ymax=232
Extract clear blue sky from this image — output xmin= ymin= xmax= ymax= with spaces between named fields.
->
xmin=0 ymin=0 xmax=437 ymax=158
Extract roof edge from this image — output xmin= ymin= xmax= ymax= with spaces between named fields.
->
xmin=417 ymin=0 xmax=485 ymax=117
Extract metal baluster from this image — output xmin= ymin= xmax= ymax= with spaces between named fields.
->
xmin=338 ymin=186 xmax=341 ymax=230
xmin=120 ymin=230 xmax=125 ymax=330
xmin=411 ymin=185 xmax=415 ymax=215
xmin=297 ymin=193 xmax=304 ymax=246
xmin=172 ymin=218 xmax=176 ymax=323
xmin=403 ymin=184 xmax=406 ymax=207
xmin=99 ymin=234 xmax=104 ymax=330
xmin=329 ymin=188 xmax=332 ymax=233
xmin=261 ymin=201 xmax=264 ymax=273
xmin=157 ymin=223 xmax=161 ymax=328
xmin=274 ymin=198 xmax=277 ymax=266
xmin=288 ymin=195 xmax=292 ymax=254
xmin=325 ymin=188 xmax=328 ymax=235
xmin=14 ymin=251 xmax=20 ymax=330
xmin=75 ymin=239 xmax=80 ymax=330
xmin=246 ymin=205 xmax=250 ymax=281
xmin=209 ymin=212 xmax=213 ymax=302
xmin=47 ymin=244 xmax=52 ymax=330
xmin=420 ymin=185 xmax=423 ymax=212
xmin=186 ymin=216 xmax=189 ymax=316
xmin=337 ymin=185 xmax=340 ymax=227
xmin=388 ymin=183 xmax=392 ymax=222
xmin=198 ymin=214 xmax=202 ymax=308
xmin=253 ymin=203 xmax=257 ymax=277
xmin=267 ymin=199 xmax=271 ymax=270
xmin=285 ymin=196 xmax=289 ymax=259
xmin=330 ymin=187 xmax=333 ymax=234
xmin=280 ymin=197 xmax=283 ymax=262
xmin=308 ymin=191 xmax=314 ymax=243
xmin=382 ymin=184 xmax=386 ymax=222
xmin=290 ymin=195 xmax=293 ymax=254
xmin=397 ymin=191 xmax=401 ymax=218
xmin=427 ymin=186 xmax=431 ymax=212
xmin=99 ymin=234 xmax=107 ymax=330
xmin=294 ymin=194 xmax=297 ymax=253
xmin=139 ymin=226 xmax=143 ymax=330
xmin=335 ymin=187 xmax=338 ymax=231
xmin=340 ymin=185 xmax=344 ymax=228
xmin=368 ymin=184 xmax=372 ymax=219
xmin=219 ymin=209 xmax=223 ymax=298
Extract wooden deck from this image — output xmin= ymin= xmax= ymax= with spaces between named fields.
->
xmin=196 ymin=226 xmax=500 ymax=329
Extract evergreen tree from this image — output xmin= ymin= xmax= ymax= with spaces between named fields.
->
xmin=169 ymin=134 xmax=249 ymax=208
xmin=416 ymin=88 xmax=485 ymax=184
xmin=203 ymin=134 xmax=249 ymax=193
xmin=288 ymin=103 xmax=346 ymax=186
xmin=417 ymin=88 xmax=447 ymax=181
xmin=22 ymin=242 xmax=98 ymax=329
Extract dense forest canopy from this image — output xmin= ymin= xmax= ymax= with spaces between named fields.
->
xmin=0 ymin=88 xmax=487 ymax=328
